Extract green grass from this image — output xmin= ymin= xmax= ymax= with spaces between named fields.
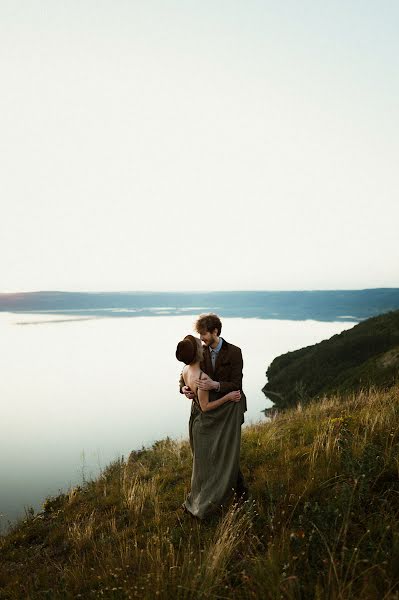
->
xmin=1 ymin=383 xmax=399 ymax=599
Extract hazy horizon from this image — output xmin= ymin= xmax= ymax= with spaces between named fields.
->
xmin=2 ymin=286 xmax=399 ymax=294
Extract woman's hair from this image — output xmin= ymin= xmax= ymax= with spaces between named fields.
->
xmin=194 ymin=337 xmax=204 ymax=363
xmin=195 ymin=313 xmax=222 ymax=336
xmin=176 ymin=335 xmax=203 ymax=365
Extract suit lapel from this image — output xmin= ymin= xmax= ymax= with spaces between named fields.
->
xmin=202 ymin=345 xmax=214 ymax=376
xmin=214 ymin=339 xmax=227 ymax=374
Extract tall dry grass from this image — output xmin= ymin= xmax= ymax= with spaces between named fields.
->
xmin=0 ymin=384 xmax=398 ymax=599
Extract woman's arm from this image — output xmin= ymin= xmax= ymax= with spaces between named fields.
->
xmin=198 ymin=388 xmax=241 ymax=412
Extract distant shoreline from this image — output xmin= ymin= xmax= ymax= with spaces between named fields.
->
xmin=1 ymin=288 xmax=399 ymax=323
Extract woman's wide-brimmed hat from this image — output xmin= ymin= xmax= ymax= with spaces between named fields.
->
xmin=176 ymin=334 xmax=198 ymax=364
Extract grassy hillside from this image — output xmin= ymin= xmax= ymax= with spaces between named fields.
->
xmin=262 ymin=309 xmax=399 ymax=411
xmin=1 ymin=383 xmax=399 ymax=599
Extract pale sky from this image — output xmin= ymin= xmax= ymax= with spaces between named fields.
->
xmin=1 ymin=1 xmax=398 ymax=292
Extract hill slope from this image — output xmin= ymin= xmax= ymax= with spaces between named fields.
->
xmin=1 ymin=384 xmax=399 ymax=599
xmin=262 ymin=309 xmax=399 ymax=411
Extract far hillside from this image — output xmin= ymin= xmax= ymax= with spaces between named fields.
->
xmin=262 ymin=309 xmax=399 ymax=411
xmin=1 ymin=288 xmax=399 ymax=322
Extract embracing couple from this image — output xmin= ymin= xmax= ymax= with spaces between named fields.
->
xmin=176 ymin=313 xmax=248 ymax=520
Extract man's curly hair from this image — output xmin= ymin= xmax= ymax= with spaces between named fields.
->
xmin=194 ymin=313 xmax=222 ymax=336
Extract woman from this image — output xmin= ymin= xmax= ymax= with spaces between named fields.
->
xmin=176 ymin=334 xmax=242 ymax=519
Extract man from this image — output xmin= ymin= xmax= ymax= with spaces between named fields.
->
xmin=179 ymin=312 xmax=248 ymax=499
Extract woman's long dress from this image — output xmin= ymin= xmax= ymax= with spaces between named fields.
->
xmin=184 ymin=371 xmax=243 ymax=519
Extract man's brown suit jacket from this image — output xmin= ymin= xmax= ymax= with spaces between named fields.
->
xmin=179 ymin=338 xmax=247 ymax=421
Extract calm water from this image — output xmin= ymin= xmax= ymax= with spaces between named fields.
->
xmin=0 ymin=312 xmax=357 ymax=532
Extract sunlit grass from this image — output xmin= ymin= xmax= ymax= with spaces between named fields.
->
xmin=1 ymin=384 xmax=399 ymax=598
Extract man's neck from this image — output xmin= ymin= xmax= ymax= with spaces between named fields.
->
xmin=210 ymin=336 xmax=220 ymax=350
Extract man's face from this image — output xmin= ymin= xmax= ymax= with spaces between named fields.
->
xmin=199 ymin=328 xmax=219 ymax=347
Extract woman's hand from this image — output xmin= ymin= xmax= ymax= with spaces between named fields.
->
xmin=227 ymin=390 xmax=241 ymax=402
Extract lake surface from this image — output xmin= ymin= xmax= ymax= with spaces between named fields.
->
xmin=0 ymin=312 xmax=357 ymax=532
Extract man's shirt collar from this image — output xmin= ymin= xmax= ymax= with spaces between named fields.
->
xmin=210 ymin=337 xmax=223 ymax=353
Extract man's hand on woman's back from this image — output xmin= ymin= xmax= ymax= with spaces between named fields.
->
xmin=182 ymin=385 xmax=195 ymax=400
